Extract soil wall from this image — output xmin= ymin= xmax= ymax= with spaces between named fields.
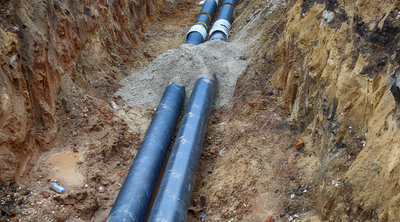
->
xmin=0 ymin=0 xmax=162 ymax=184
xmin=233 ymin=0 xmax=400 ymax=220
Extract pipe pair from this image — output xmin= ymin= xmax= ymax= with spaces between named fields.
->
xmin=107 ymin=75 xmax=217 ymax=222
xmin=186 ymin=0 xmax=238 ymax=45
xmin=186 ymin=0 xmax=219 ymax=45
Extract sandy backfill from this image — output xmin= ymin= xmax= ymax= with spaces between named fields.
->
xmin=115 ymin=40 xmax=250 ymax=109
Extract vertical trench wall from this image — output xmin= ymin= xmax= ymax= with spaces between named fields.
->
xmin=0 ymin=0 xmax=162 ymax=184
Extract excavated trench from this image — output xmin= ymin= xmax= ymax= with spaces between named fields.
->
xmin=2 ymin=0 xmax=400 ymax=221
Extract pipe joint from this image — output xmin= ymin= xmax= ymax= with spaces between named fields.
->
xmin=186 ymin=24 xmax=207 ymax=43
xmin=209 ymin=19 xmax=231 ymax=39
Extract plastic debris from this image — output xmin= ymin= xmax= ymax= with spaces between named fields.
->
xmin=295 ymin=141 xmax=304 ymax=149
xmin=288 ymin=216 xmax=293 ymax=221
xmin=50 ymin=183 xmax=65 ymax=193
xmin=290 ymin=194 xmax=295 ymax=199
xmin=202 ymin=214 xmax=207 ymax=220
xmin=99 ymin=186 xmax=105 ymax=192
xmin=111 ymin=101 xmax=119 ymax=110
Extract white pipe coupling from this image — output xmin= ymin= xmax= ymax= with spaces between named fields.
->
xmin=186 ymin=24 xmax=208 ymax=42
xmin=209 ymin=19 xmax=231 ymax=39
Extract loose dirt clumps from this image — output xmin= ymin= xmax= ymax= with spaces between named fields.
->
xmin=116 ymin=40 xmax=250 ymax=109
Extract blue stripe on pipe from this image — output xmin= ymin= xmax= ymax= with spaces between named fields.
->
xmin=148 ymin=74 xmax=217 ymax=222
xmin=107 ymin=83 xmax=185 ymax=222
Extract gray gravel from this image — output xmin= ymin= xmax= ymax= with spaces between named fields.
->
xmin=115 ymin=40 xmax=250 ymax=109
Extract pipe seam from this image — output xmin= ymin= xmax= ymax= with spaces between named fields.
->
xmin=195 ymin=21 xmax=208 ymax=30
xmin=186 ymin=24 xmax=207 ymax=42
xmin=209 ymin=19 xmax=231 ymax=38
xmin=222 ymin=2 xmax=235 ymax=8
xmin=199 ymin=12 xmax=212 ymax=21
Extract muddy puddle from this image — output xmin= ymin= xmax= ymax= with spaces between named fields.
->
xmin=45 ymin=151 xmax=85 ymax=187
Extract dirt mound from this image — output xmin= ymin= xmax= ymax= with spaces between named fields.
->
xmin=116 ymin=40 xmax=250 ymax=109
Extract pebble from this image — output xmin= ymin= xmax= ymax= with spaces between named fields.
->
xmin=295 ymin=141 xmax=304 ymax=149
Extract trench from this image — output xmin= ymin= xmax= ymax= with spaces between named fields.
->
xmin=4 ymin=0 xmax=398 ymax=221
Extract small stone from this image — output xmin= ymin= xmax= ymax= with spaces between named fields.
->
xmin=41 ymin=191 xmax=50 ymax=198
xmin=64 ymin=196 xmax=76 ymax=205
xmin=108 ymin=79 xmax=114 ymax=84
xmin=70 ymin=114 xmax=77 ymax=119
xmin=295 ymin=141 xmax=304 ymax=150
xmin=76 ymin=161 xmax=83 ymax=165
xmin=20 ymin=189 xmax=30 ymax=196
xmin=209 ymin=147 xmax=216 ymax=154
xmin=390 ymin=67 xmax=400 ymax=102
xmin=1 ymin=202 xmax=16 ymax=216
xmin=265 ymin=215 xmax=274 ymax=222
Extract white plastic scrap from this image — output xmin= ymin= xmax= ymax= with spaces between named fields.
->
xmin=111 ymin=101 xmax=119 ymax=110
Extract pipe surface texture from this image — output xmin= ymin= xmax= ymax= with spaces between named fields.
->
xmin=107 ymin=83 xmax=185 ymax=222
xmin=186 ymin=0 xmax=218 ymax=45
xmin=209 ymin=0 xmax=238 ymax=41
xmin=148 ymin=75 xmax=217 ymax=222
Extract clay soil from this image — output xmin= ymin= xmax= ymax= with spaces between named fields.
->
xmin=0 ymin=1 xmax=321 ymax=222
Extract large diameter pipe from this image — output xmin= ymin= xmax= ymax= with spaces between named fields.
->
xmin=186 ymin=0 xmax=219 ymax=45
xmin=209 ymin=0 xmax=238 ymax=41
xmin=107 ymin=83 xmax=185 ymax=222
xmin=148 ymin=74 xmax=217 ymax=222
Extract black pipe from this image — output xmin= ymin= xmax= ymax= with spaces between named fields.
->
xmin=148 ymin=74 xmax=217 ymax=222
xmin=209 ymin=0 xmax=238 ymax=41
xmin=107 ymin=83 xmax=185 ymax=222
xmin=186 ymin=0 xmax=219 ymax=45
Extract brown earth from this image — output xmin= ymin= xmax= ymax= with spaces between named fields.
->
xmin=2 ymin=0 xmax=400 ymax=221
